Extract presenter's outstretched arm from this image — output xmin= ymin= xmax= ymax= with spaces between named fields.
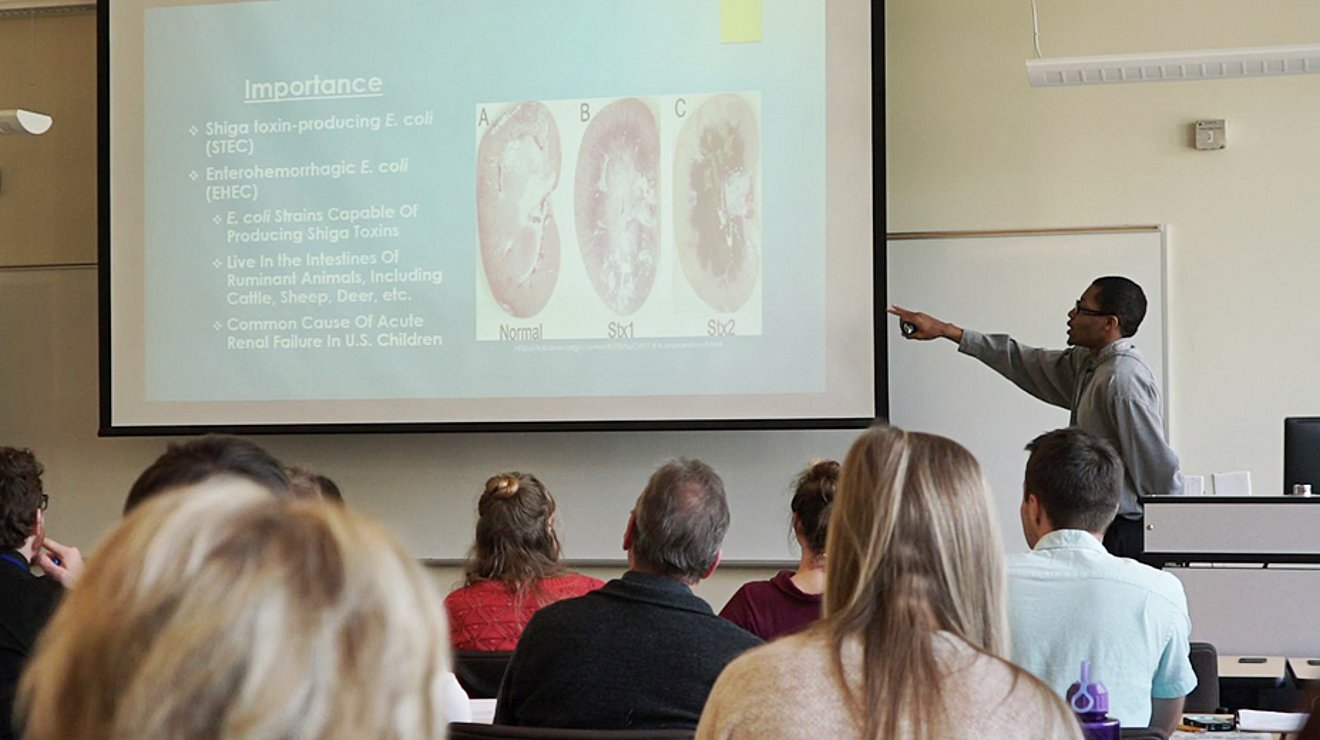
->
xmin=887 ymin=306 xmax=963 ymax=342
xmin=888 ymin=305 xmax=1077 ymax=409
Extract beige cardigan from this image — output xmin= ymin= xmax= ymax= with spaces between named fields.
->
xmin=696 ymin=629 xmax=1083 ymax=740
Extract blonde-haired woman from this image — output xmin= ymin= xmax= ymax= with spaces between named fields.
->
xmin=19 ymin=486 xmax=453 ymax=740
xmin=446 ymin=472 xmax=602 ymax=651
xmin=697 ymin=426 xmax=1082 ymax=740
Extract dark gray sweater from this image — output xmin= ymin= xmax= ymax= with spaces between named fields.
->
xmin=494 ymin=570 xmax=762 ymax=730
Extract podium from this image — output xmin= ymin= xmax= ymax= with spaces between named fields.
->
xmin=1143 ymin=496 xmax=1320 ymax=566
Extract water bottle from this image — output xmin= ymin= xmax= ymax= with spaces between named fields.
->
xmin=1066 ymin=661 xmax=1120 ymax=740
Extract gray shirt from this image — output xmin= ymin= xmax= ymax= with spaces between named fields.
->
xmin=959 ymin=330 xmax=1183 ymax=518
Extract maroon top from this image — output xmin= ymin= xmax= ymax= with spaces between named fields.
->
xmin=718 ymin=570 xmax=822 ymax=641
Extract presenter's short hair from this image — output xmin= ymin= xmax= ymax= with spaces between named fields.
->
xmin=1024 ymin=428 xmax=1124 ymax=532
xmin=20 ymin=486 xmax=450 ymax=740
xmin=630 ymin=458 xmax=729 ymax=583
xmin=124 ymin=434 xmax=289 ymax=513
xmin=0 ymin=447 xmax=44 ymax=550
xmin=1091 ymin=276 xmax=1147 ymax=338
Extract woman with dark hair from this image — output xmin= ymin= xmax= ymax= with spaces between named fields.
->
xmin=719 ymin=460 xmax=838 ymax=640
xmin=445 ymin=472 xmax=603 ymax=651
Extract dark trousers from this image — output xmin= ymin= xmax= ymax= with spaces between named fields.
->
xmin=1103 ymin=515 xmax=1144 ymax=560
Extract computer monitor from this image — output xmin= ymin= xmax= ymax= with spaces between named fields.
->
xmin=1283 ymin=417 xmax=1320 ymax=495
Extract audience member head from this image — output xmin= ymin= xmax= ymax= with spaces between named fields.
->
xmin=463 ymin=472 xmax=565 ymax=591
xmin=824 ymin=425 xmax=1009 ymax=739
xmin=1091 ymin=275 xmax=1147 ymax=338
xmin=123 ymin=435 xmax=289 ymax=514
xmin=790 ymin=459 xmax=838 ymax=559
xmin=20 ymin=485 xmax=449 ymax=740
xmin=0 ymin=447 xmax=44 ymax=555
xmin=625 ymin=458 xmax=729 ymax=585
xmin=286 ymin=465 xmax=345 ymax=504
xmin=1021 ymin=428 xmax=1123 ymax=547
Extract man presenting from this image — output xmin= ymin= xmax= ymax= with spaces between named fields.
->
xmin=1007 ymin=428 xmax=1196 ymax=734
xmin=889 ymin=276 xmax=1182 ymax=557
xmin=495 ymin=458 xmax=761 ymax=730
xmin=0 ymin=448 xmax=82 ymax=740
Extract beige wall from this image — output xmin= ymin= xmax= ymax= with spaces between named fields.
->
xmin=886 ymin=0 xmax=1320 ymax=496
xmin=0 ymin=9 xmax=96 ymax=267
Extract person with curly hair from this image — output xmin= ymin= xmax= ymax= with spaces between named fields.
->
xmin=0 ymin=447 xmax=82 ymax=740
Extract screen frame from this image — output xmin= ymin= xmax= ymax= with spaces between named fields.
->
xmin=96 ymin=1 xmax=885 ymax=437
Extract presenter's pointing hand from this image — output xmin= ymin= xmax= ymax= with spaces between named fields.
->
xmin=886 ymin=306 xmax=963 ymax=342
xmin=36 ymin=537 xmax=84 ymax=588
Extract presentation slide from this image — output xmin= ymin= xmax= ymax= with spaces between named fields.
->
xmin=104 ymin=0 xmax=874 ymax=429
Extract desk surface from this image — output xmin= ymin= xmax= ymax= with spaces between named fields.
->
xmin=1289 ymin=657 xmax=1320 ymax=681
xmin=470 ymin=698 xmax=496 ymax=724
xmin=1173 ymin=714 xmax=1276 ymax=740
xmin=1219 ymin=656 xmax=1288 ymax=680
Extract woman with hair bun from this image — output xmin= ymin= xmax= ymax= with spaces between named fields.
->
xmin=719 ymin=460 xmax=838 ymax=640
xmin=445 ymin=472 xmax=603 ymax=651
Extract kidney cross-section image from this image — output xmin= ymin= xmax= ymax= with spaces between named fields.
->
xmin=573 ymin=97 xmax=661 ymax=316
xmin=476 ymin=101 xmax=562 ymax=319
xmin=673 ymin=94 xmax=761 ymax=314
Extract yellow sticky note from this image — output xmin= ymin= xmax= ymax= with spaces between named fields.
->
xmin=720 ymin=0 xmax=762 ymax=44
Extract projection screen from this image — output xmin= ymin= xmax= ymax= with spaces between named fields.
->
xmin=101 ymin=0 xmax=875 ymax=431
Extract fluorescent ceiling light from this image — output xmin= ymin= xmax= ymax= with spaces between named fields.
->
xmin=1027 ymin=44 xmax=1320 ymax=87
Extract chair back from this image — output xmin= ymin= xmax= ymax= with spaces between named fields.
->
xmin=447 ymin=723 xmax=694 ymax=739
xmin=1186 ymin=641 xmax=1221 ymax=713
xmin=453 ymin=650 xmax=514 ymax=699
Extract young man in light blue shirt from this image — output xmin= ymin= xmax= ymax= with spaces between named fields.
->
xmin=1007 ymin=428 xmax=1196 ymax=734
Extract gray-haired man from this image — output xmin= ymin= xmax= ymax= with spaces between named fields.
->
xmin=495 ymin=459 xmax=762 ymax=731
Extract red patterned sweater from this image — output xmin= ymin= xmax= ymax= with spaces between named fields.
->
xmin=445 ymin=573 xmax=605 ymax=651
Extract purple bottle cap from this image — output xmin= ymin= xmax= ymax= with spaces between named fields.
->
xmin=1066 ymin=660 xmax=1110 ymax=715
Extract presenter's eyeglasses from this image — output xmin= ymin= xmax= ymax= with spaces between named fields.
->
xmin=38 ymin=494 xmax=48 ymax=510
xmin=1073 ymin=300 xmax=1111 ymax=318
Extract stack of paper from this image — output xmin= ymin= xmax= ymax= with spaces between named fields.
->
xmin=1236 ymin=709 xmax=1309 ymax=733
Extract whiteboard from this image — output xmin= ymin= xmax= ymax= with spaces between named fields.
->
xmin=0 ymin=266 xmax=854 ymax=563
xmin=886 ymin=228 xmax=1168 ymax=554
